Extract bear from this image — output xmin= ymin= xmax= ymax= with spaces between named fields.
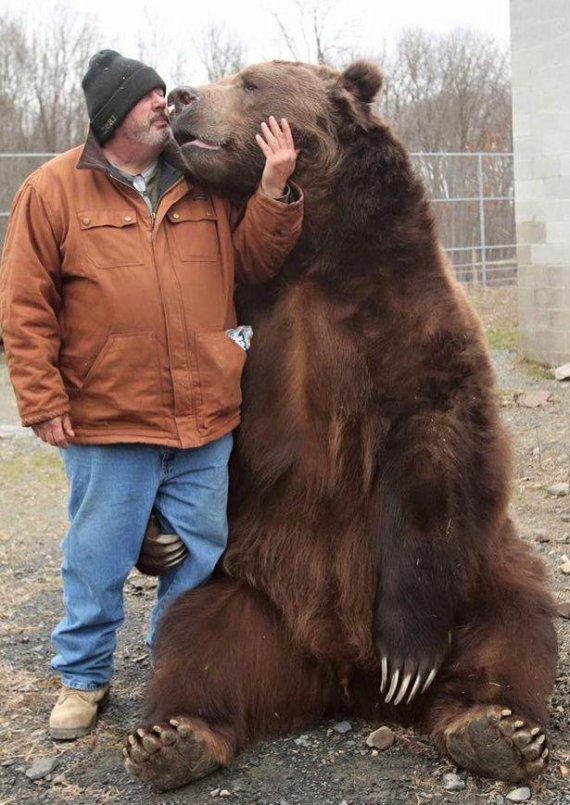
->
xmin=123 ymin=60 xmax=558 ymax=792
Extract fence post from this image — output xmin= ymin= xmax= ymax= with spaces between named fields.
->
xmin=477 ymin=153 xmax=488 ymax=287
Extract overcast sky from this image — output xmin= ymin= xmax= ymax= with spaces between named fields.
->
xmin=2 ymin=0 xmax=511 ymax=85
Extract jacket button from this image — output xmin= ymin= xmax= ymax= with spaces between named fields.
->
xmin=172 ymin=213 xmax=180 ymax=220
xmin=124 ymin=215 xmax=133 ymax=223
xmin=82 ymin=217 xmax=91 ymax=226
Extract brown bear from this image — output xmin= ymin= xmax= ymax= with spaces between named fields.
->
xmin=123 ymin=60 xmax=558 ymax=791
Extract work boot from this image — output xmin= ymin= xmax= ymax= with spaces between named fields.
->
xmin=49 ymin=684 xmax=110 ymax=740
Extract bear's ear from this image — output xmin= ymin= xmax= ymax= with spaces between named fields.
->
xmin=340 ymin=61 xmax=383 ymax=104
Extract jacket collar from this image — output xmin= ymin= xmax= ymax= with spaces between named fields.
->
xmin=76 ymin=128 xmax=185 ymax=197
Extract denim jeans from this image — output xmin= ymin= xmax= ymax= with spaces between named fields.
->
xmin=51 ymin=435 xmax=232 ymax=690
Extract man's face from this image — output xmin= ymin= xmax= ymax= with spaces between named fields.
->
xmin=120 ymin=88 xmax=170 ymax=147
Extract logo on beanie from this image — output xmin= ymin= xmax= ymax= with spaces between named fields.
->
xmin=102 ymin=114 xmax=118 ymax=134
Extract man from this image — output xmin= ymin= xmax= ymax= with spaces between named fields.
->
xmin=0 ymin=50 xmax=302 ymax=740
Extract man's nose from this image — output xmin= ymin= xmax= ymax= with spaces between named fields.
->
xmin=168 ymin=87 xmax=199 ymax=115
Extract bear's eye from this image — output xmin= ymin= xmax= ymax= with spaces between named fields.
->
xmin=243 ymin=82 xmax=258 ymax=92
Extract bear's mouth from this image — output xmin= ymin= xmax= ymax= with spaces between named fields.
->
xmin=185 ymin=138 xmax=224 ymax=151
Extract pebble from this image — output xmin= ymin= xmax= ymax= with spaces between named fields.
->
xmin=25 ymin=757 xmax=58 ymax=781
xmin=442 ymin=772 xmax=465 ymax=791
xmin=52 ymin=774 xmax=65 ymax=785
xmin=293 ymin=734 xmax=312 ymax=747
xmin=333 ymin=721 xmax=352 ymax=734
xmin=534 ymin=529 xmax=550 ymax=542
xmin=547 ymin=482 xmax=570 ymax=497
xmin=506 ymin=787 xmax=531 ymax=802
xmin=554 ymin=362 xmax=570 ymax=381
xmin=560 ymin=562 xmax=570 ymax=575
xmin=219 ymin=791 xmax=231 ymax=798
xmin=558 ymin=601 xmax=570 ymax=619
xmin=366 ymin=726 xmax=395 ymax=751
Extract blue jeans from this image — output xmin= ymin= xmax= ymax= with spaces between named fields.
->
xmin=51 ymin=435 xmax=233 ymax=690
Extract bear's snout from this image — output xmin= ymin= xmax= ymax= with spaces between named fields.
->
xmin=168 ymin=86 xmax=200 ymax=116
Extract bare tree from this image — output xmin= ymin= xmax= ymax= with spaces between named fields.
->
xmin=272 ymin=0 xmax=356 ymax=66
xmin=381 ymin=27 xmax=512 ymax=153
xmin=0 ymin=14 xmax=31 ymax=151
xmin=195 ymin=22 xmax=247 ymax=82
xmin=25 ymin=5 xmax=100 ymax=151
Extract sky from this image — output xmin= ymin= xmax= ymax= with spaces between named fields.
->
xmin=1 ymin=0 xmax=511 ymax=86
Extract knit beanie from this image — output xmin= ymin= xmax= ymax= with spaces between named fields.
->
xmin=82 ymin=49 xmax=166 ymax=143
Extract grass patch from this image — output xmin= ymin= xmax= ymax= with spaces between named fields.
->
xmin=0 ymin=451 xmax=64 ymax=484
xmin=518 ymin=359 xmax=553 ymax=381
xmin=466 ymin=286 xmax=518 ymax=332
xmin=486 ymin=328 xmax=519 ymax=351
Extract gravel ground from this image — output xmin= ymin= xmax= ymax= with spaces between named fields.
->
xmin=0 ymin=289 xmax=569 ymax=805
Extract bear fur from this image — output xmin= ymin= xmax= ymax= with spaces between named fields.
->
xmin=124 ymin=60 xmax=558 ymax=791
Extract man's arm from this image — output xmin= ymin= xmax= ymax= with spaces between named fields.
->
xmin=0 ymin=182 xmax=71 ymax=441
xmin=231 ymin=117 xmax=303 ymax=285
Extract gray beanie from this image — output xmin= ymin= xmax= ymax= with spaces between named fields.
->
xmin=82 ymin=49 xmax=166 ymax=143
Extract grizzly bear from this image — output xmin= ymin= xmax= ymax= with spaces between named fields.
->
xmin=123 ymin=60 xmax=558 ymax=791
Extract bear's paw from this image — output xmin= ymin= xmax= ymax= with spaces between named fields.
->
xmin=124 ymin=717 xmax=221 ymax=791
xmin=444 ymin=705 xmax=549 ymax=783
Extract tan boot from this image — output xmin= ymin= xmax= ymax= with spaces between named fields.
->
xmin=49 ymin=684 xmax=109 ymax=740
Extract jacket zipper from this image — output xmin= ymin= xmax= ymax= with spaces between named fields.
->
xmin=107 ymin=170 xmax=190 ymax=443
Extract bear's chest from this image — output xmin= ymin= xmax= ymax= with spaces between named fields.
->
xmin=248 ymin=281 xmax=370 ymax=417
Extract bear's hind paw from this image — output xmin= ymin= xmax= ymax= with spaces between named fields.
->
xmin=124 ymin=717 xmax=220 ymax=791
xmin=444 ymin=705 xmax=549 ymax=783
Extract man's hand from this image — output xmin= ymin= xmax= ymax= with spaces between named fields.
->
xmin=32 ymin=414 xmax=75 ymax=448
xmin=256 ymin=116 xmax=299 ymax=199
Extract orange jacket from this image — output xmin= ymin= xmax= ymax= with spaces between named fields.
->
xmin=0 ymin=135 xmax=303 ymax=447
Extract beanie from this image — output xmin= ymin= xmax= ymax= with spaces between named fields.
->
xmin=82 ymin=49 xmax=166 ymax=143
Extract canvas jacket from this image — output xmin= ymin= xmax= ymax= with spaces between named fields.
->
xmin=0 ymin=134 xmax=303 ymax=447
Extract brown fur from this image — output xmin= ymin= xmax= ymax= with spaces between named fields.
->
xmin=140 ymin=60 xmax=558 ymax=781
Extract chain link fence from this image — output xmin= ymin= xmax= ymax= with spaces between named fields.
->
xmin=411 ymin=152 xmax=516 ymax=286
xmin=1 ymin=152 xmax=516 ymax=286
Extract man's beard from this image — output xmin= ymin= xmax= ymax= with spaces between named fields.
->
xmin=124 ymin=116 xmax=171 ymax=147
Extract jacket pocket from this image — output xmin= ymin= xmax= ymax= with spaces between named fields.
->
xmin=166 ymin=206 xmax=219 ymax=262
xmin=72 ymin=332 xmax=164 ymax=427
xmin=194 ymin=330 xmax=246 ymax=432
xmin=77 ymin=209 xmax=143 ymax=269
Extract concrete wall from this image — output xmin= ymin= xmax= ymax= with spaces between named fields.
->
xmin=511 ymin=0 xmax=570 ymax=365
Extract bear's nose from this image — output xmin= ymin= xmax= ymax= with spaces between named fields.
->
xmin=167 ymin=87 xmax=199 ymax=115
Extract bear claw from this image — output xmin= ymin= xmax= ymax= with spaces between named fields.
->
xmin=444 ymin=705 xmax=549 ymax=783
xmin=380 ymin=657 xmax=439 ymax=705
xmin=124 ymin=717 xmax=220 ymax=791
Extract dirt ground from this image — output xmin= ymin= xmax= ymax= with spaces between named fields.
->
xmin=0 ymin=288 xmax=569 ymax=805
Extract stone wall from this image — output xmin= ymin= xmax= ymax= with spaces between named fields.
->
xmin=511 ymin=0 xmax=570 ymax=365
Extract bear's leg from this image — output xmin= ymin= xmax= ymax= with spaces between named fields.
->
xmin=424 ymin=542 xmax=557 ymax=783
xmin=124 ymin=577 xmax=340 ymax=791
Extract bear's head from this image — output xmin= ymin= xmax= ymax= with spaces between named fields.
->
xmin=166 ymin=60 xmax=431 ymax=269
xmin=166 ymin=60 xmax=383 ymax=201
